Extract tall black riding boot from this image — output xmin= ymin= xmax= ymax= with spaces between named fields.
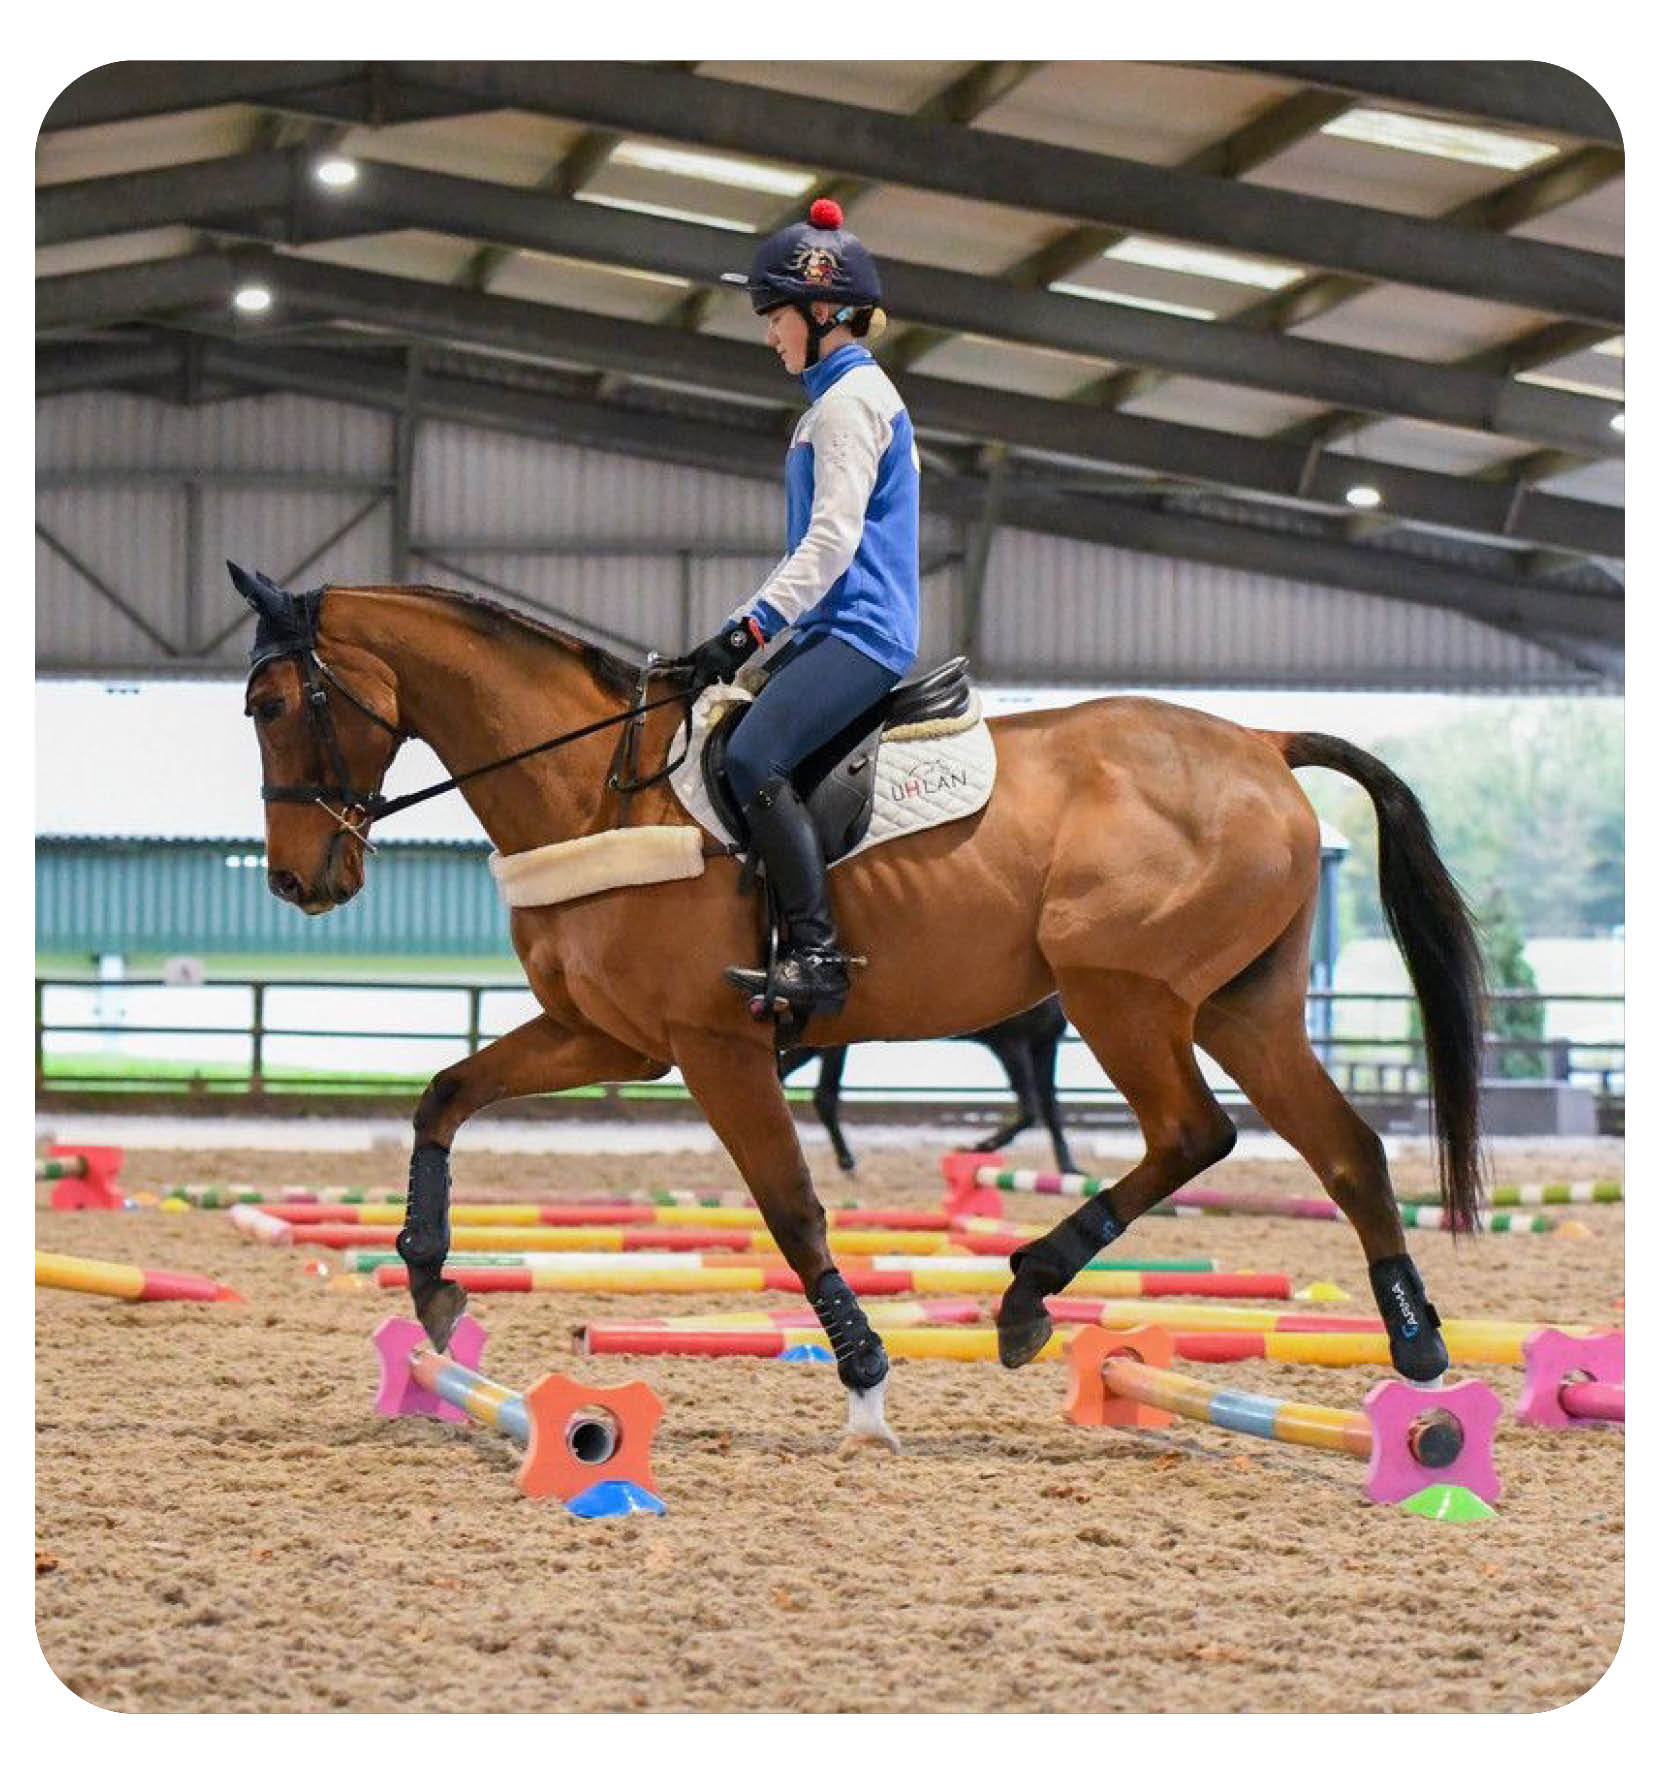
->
xmin=724 ymin=774 xmax=852 ymax=1017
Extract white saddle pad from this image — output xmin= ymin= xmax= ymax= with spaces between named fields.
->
xmin=669 ymin=681 xmax=997 ymax=866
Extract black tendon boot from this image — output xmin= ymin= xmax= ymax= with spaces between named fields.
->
xmin=808 ymin=1269 xmax=890 ymax=1392
xmin=396 ymin=1143 xmax=468 ymax=1352
xmin=724 ymin=775 xmax=852 ymax=1017
xmin=997 ymin=1194 xmax=1126 ymax=1369
xmin=1369 ymin=1253 xmax=1450 ymax=1384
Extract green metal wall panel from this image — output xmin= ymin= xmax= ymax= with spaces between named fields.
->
xmin=35 ymin=838 xmax=509 ymax=956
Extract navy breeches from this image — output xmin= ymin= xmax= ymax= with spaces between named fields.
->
xmin=724 ymin=633 xmax=903 ymax=809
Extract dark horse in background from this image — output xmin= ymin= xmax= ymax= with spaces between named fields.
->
xmin=234 ymin=569 xmax=1485 ymax=1452
xmin=780 ymin=997 xmax=1077 ymax=1175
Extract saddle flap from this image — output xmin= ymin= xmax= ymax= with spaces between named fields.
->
xmin=700 ymin=701 xmax=880 ymax=865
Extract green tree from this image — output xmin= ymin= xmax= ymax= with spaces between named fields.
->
xmin=1476 ymin=889 xmax=1545 ymax=1079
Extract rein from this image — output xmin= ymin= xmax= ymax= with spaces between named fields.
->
xmin=257 ymin=643 xmax=694 ymax=843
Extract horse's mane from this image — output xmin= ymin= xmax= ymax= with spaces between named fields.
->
xmin=355 ymin=583 xmax=643 ymax=699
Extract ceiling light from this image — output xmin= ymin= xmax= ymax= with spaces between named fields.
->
xmin=1610 ymin=412 xmax=1624 ymax=435
xmin=1345 ymin=484 xmax=1382 ymax=510
xmin=576 ymin=190 xmax=755 ymax=234
xmin=1321 ymin=107 xmax=1560 ymax=171
xmin=314 ymin=157 xmax=359 ymax=189
xmin=231 ymin=284 xmax=272 ymax=315
xmin=1050 ymin=281 xmax=1217 ymax=321
xmin=609 ymin=139 xmax=814 ymax=197
xmin=1102 ymin=236 xmax=1305 ymax=291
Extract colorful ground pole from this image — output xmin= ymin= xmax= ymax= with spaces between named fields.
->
xmin=1064 ymin=1324 xmax=1501 ymax=1507
xmin=941 ymin=1156 xmax=1557 ymax=1233
xmin=35 ymin=1249 xmax=242 ymax=1303
xmin=372 ymin=1263 xmax=1292 ymax=1300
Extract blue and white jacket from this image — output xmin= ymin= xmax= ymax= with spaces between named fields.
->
xmin=731 ymin=343 xmax=920 ymax=676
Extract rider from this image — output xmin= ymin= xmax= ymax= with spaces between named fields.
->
xmin=675 ymin=198 xmax=921 ymax=1020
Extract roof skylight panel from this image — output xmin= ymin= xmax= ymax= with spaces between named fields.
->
xmin=1100 ymin=236 xmax=1306 ymax=291
xmin=1049 ymin=282 xmax=1218 ymax=322
xmin=607 ymin=140 xmax=815 ymax=197
xmin=575 ymin=191 xmax=758 ymax=234
xmin=1319 ymin=108 xmax=1561 ymax=171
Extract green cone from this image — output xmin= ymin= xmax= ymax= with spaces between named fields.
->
xmin=1398 ymin=1484 xmax=1497 ymax=1522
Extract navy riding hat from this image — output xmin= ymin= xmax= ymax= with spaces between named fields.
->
xmin=744 ymin=200 xmax=885 ymax=364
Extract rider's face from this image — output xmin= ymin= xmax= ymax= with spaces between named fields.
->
xmin=764 ymin=304 xmax=831 ymax=375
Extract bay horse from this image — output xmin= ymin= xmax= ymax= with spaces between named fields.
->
xmin=779 ymin=996 xmax=1078 ymax=1175
xmin=235 ymin=569 xmax=1484 ymax=1450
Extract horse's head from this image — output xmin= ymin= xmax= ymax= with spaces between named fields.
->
xmin=231 ymin=562 xmax=404 ymax=914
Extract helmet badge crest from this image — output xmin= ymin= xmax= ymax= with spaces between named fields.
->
xmin=788 ymin=243 xmax=840 ymax=287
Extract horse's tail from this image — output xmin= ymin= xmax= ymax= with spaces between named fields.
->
xmin=1272 ymin=731 xmax=1487 ymax=1232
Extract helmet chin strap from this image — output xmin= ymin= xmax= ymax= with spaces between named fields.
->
xmin=797 ymin=303 xmax=856 ymax=368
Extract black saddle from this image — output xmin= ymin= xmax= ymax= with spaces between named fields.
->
xmin=701 ymin=656 xmax=975 ymax=863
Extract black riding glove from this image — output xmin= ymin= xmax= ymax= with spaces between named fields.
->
xmin=679 ymin=618 xmax=764 ymax=690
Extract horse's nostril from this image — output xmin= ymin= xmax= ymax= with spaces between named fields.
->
xmin=268 ymin=870 xmax=303 ymax=903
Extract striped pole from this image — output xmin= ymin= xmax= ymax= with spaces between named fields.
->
xmin=343 ymin=1247 xmax=1224 ymax=1275
xmin=371 ymin=1316 xmax=664 ymax=1513
xmin=1401 ymin=1181 xmax=1621 ymax=1208
xmin=259 ymin=1200 xmax=957 ymax=1231
xmin=373 ymin=1263 xmax=1293 ymax=1301
xmin=237 ymin=1216 xmax=1026 ymax=1256
xmin=580 ymin=1298 xmax=982 ymax=1334
xmin=1516 ymin=1329 xmax=1625 ymax=1429
xmin=1064 ymin=1324 xmax=1501 ymax=1506
xmin=578 ymin=1318 xmax=1547 ymax=1367
xmin=944 ymin=1159 xmax=1556 ymax=1232
xmin=35 ymin=1249 xmax=242 ymax=1303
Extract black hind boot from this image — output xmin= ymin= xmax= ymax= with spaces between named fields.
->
xmin=724 ymin=775 xmax=852 ymax=1018
xmin=1370 ymin=1253 xmax=1450 ymax=1384
xmin=396 ymin=1142 xmax=468 ymax=1352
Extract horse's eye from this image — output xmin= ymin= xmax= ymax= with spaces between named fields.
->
xmin=250 ymin=699 xmax=284 ymax=724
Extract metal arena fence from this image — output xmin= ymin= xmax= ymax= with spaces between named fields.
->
xmin=35 ymin=975 xmax=1625 ymax=1113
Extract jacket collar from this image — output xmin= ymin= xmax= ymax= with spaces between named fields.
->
xmin=800 ymin=342 xmax=871 ymax=401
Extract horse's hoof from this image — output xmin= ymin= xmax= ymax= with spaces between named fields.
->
xmin=995 ymin=1290 xmax=1055 ymax=1369
xmin=411 ymin=1273 xmax=469 ymax=1353
xmin=840 ymin=1374 xmax=901 ymax=1453
xmin=838 ymin=1428 xmax=901 ymax=1458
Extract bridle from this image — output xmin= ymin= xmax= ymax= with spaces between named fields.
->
xmin=248 ymin=594 xmax=694 ymax=851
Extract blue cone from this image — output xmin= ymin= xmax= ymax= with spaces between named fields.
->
xmin=564 ymin=1480 xmax=666 ymax=1519
xmin=777 ymin=1344 xmax=835 ymax=1363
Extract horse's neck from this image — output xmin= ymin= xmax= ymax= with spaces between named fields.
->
xmin=342 ymin=594 xmax=631 ymax=855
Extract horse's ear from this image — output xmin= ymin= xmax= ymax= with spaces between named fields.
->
xmin=227 ymin=559 xmax=286 ymax=618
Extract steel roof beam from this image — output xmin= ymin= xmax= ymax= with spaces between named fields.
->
xmin=383 ymin=62 xmax=1620 ymax=324
xmin=1213 ymin=62 xmax=1622 ymax=148
xmin=1087 ymin=142 xmax=1623 ymax=413
xmin=39 ymin=62 xmax=493 ymax=132
xmin=38 ymin=61 xmax=1624 ymax=319
xmin=33 ymin=254 xmax=1623 ymax=560
xmin=187 ymin=335 xmax=1617 ymax=655
xmin=885 ymin=85 xmax=1356 ymax=374
xmin=36 ymin=155 xmax=1624 ymax=459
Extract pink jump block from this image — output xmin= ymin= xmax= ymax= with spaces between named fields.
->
xmin=1516 ymin=1328 xmax=1625 ymax=1430
xmin=46 ymin=1144 xmax=126 ymax=1211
